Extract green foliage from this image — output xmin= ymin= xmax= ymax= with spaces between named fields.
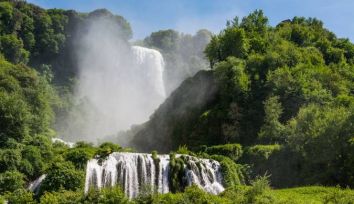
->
xmin=21 ymin=145 xmax=46 ymax=178
xmin=83 ymin=187 xmax=131 ymax=204
xmin=0 ymin=170 xmax=25 ymax=193
xmin=323 ymin=187 xmax=354 ymax=204
xmin=143 ymin=29 xmax=212 ymax=94
xmin=0 ymin=58 xmax=55 ymax=146
xmin=245 ymin=145 xmax=281 ymax=161
xmin=258 ymin=96 xmax=285 ymax=143
xmin=95 ymin=142 xmax=122 ymax=162
xmin=97 ymin=187 xmax=130 ymax=204
xmin=39 ymin=161 xmax=84 ymax=195
xmin=0 ymin=148 xmax=22 ymax=172
xmin=211 ymin=155 xmax=245 ymax=187
xmin=40 ymin=190 xmax=82 ymax=204
xmin=0 ymin=34 xmax=29 ymax=64
xmin=144 ymin=29 xmax=179 ymax=52
xmin=4 ymin=189 xmax=35 ymax=204
xmin=64 ymin=148 xmax=94 ymax=169
xmin=203 ymin=143 xmax=243 ymax=162
xmin=272 ymin=186 xmax=354 ymax=204
xmin=286 ymin=104 xmax=354 ymax=186
xmin=215 ymin=57 xmax=250 ymax=100
xmin=169 ymin=153 xmax=187 ymax=193
xmin=0 ymin=2 xmax=353 ymax=201
xmin=87 ymin=9 xmax=132 ymax=40
xmin=134 ymin=9 xmax=354 ymax=189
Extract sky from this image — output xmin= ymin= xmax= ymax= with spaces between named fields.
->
xmin=27 ymin=0 xmax=354 ymax=41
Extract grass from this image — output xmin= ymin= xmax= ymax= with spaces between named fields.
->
xmin=271 ymin=186 xmax=354 ymax=203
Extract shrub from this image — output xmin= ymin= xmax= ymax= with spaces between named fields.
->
xmin=245 ymin=145 xmax=281 ymax=161
xmin=0 ymin=170 xmax=25 ymax=193
xmin=4 ymin=189 xmax=35 ymax=204
xmin=169 ymin=153 xmax=187 ymax=192
xmin=245 ymin=176 xmax=275 ymax=204
xmin=204 ymin=143 xmax=243 ymax=161
xmin=96 ymin=142 xmax=122 ymax=161
xmin=211 ymin=155 xmax=246 ymax=187
xmin=64 ymin=148 xmax=93 ymax=169
xmin=40 ymin=190 xmax=83 ymax=204
xmin=0 ymin=148 xmax=22 ymax=172
xmin=39 ymin=162 xmax=84 ymax=195
xmin=83 ymin=187 xmax=129 ymax=204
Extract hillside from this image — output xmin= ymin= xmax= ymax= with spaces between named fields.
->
xmin=0 ymin=1 xmax=353 ymax=203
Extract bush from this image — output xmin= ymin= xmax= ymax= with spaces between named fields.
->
xmin=97 ymin=187 xmax=130 ymax=204
xmin=40 ymin=190 xmax=82 ymax=204
xmin=4 ymin=189 xmax=35 ymax=204
xmin=21 ymin=145 xmax=45 ymax=178
xmin=39 ymin=162 xmax=84 ymax=195
xmin=204 ymin=143 xmax=243 ymax=161
xmin=211 ymin=155 xmax=246 ymax=187
xmin=244 ymin=145 xmax=281 ymax=161
xmin=96 ymin=142 xmax=122 ymax=161
xmin=64 ymin=148 xmax=93 ymax=169
xmin=0 ymin=170 xmax=25 ymax=193
xmin=169 ymin=153 xmax=187 ymax=192
xmin=180 ymin=185 xmax=227 ymax=204
xmin=83 ymin=187 xmax=130 ymax=204
xmin=0 ymin=148 xmax=22 ymax=172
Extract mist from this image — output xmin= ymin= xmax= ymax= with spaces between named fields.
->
xmin=56 ymin=11 xmax=211 ymax=146
xmin=58 ymin=15 xmax=166 ymax=145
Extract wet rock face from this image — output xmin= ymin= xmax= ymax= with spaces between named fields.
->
xmin=85 ymin=152 xmax=224 ymax=198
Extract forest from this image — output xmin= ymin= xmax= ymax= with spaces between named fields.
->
xmin=0 ymin=0 xmax=353 ymax=203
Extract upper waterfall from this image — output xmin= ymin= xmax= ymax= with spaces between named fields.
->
xmin=132 ymin=46 xmax=166 ymax=99
xmin=56 ymin=15 xmax=168 ymax=143
xmin=85 ymin=152 xmax=225 ymax=199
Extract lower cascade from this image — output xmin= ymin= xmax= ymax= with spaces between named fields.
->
xmin=85 ymin=152 xmax=224 ymax=198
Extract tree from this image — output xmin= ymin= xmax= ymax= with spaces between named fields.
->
xmin=214 ymin=57 xmax=249 ymax=101
xmin=21 ymin=145 xmax=45 ymax=178
xmin=64 ymin=148 xmax=93 ymax=170
xmin=258 ymin=96 xmax=285 ymax=143
xmin=286 ymin=104 xmax=353 ymax=186
xmin=144 ymin=29 xmax=179 ymax=52
xmin=39 ymin=162 xmax=84 ymax=194
xmin=0 ymin=34 xmax=29 ymax=64
xmin=240 ymin=10 xmax=269 ymax=34
xmin=0 ymin=170 xmax=25 ymax=193
xmin=0 ymin=148 xmax=22 ymax=172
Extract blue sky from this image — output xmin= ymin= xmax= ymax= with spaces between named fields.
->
xmin=28 ymin=0 xmax=354 ymax=41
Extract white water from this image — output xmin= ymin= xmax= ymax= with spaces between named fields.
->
xmin=85 ymin=152 xmax=224 ymax=198
xmin=28 ymin=174 xmax=46 ymax=194
xmin=60 ymin=15 xmax=167 ymax=144
xmin=132 ymin=46 xmax=166 ymax=99
xmin=75 ymin=45 xmax=166 ymax=142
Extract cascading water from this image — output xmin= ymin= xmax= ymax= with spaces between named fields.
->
xmin=28 ymin=174 xmax=46 ymax=194
xmin=85 ymin=152 xmax=224 ymax=199
xmin=59 ymin=16 xmax=167 ymax=144
xmin=131 ymin=46 xmax=166 ymax=99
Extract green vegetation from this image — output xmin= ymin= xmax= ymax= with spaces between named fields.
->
xmin=133 ymin=9 xmax=354 ymax=190
xmin=0 ymin=0 xmax=352 ymax=202
xmin=4 ymin=183 xmax=351 ymax=204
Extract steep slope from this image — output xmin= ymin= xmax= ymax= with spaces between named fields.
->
xmin=131 ymin=70 xmax=218 ymax=152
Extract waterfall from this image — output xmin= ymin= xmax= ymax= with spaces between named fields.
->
xmin=85 ymin=152 xmax=224 ymax=199
xmin=63 ymin=43 xmax=167 ymax=143
xmin=59 ymin=12 xmax=168 ymax=143
xmin=28 ymin=174 xmax=46 ymax=194
xmin=132 ymin=46 xmax=166 ymax=99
